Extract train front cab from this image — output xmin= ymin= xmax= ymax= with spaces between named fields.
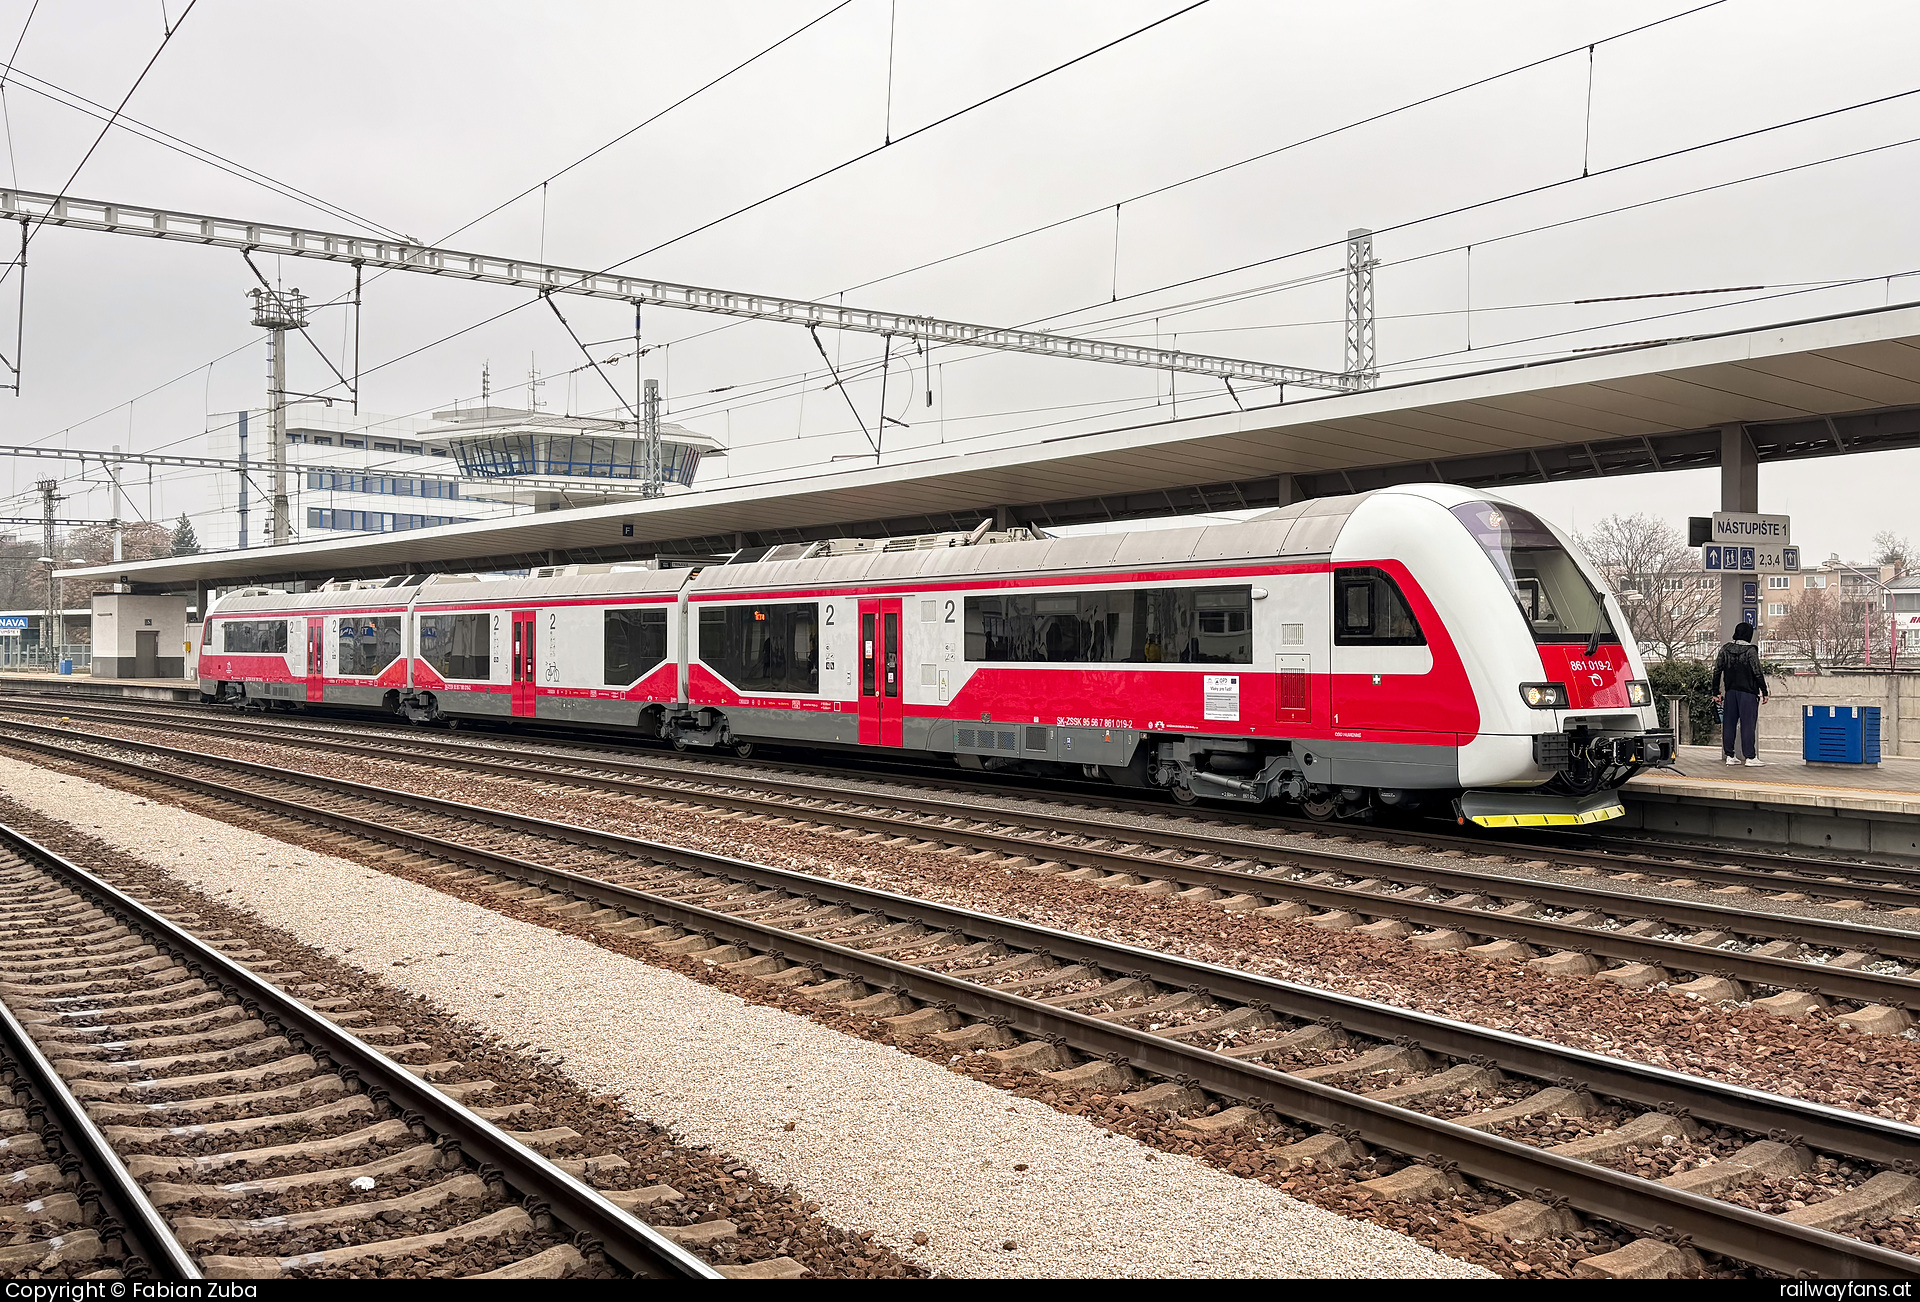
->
xmin=1416 ymin=492 xmax=1674 ymax=829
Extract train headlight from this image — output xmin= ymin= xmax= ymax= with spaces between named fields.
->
xmin=1626 ymin=679 xmax=1652 ymax=706
xmin=1520 ymin=682 xmax=1569 ymax=709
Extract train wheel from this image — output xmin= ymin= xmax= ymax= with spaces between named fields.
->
xmin=731 ymin=740 xmax=755 ymax=759
xmin=671 ymin=735 xmax=690 ymax=752
xmin=1171 ymin=785 xmax=1200 ymax=806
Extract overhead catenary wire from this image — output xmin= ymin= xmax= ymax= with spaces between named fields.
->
xmin=426 ymin=2 xmax=852 ymax=253
xmin=808 ymin=324 xmax=875 ymax=452
xmin=15 ymin=0 xmax=1920 ymax=541
xmin=4 ymin=0 xmax=198 ymax=285
xmin=1023 ymin=79 xmax=1920 ymax=341
xmin=588 ymin=1 xmax=1742 ymax=374
xmin=0 ymin=0 xmax=39 ymax=191
xmin=593 ymin=1 xmax=1213 ymax=275
xmin=284 ymin=3 xmax=1221 ymax=409
xmin=2 ymin=2 xmax=861 ymax=458
xmin=651 ymin=121 xmax=1920 ymax=449
xmin=543 ymin=294 xmax=637 ymax=421
xmin=1371 ymin=268 xmax=1920 ymax=380
xmin=1063 ymin=126 xmax=1920 ymax=345
xmin=0 ymin=0 xmax=1739 ymax=464
xmin=25 ymin=264 xmax=1920 ymax=540
xmin=827 ymin=1 xmax=1728 ymax=301
xmin=1079 ymin=280 xmax=1854 ymax=340
xmin=0 ymin=64 xmax=410 ymax=240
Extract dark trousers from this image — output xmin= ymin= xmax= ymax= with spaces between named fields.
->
xmin=1723 ymin=689 xmax=1760 ymax=759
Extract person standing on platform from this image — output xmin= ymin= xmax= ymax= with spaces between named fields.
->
xmin=1712 ymin=621 xmax=1770 ymax=766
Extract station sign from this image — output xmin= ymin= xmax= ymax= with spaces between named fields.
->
xmin=1711 ymin=512 xmax=1791 ymax=544
xmin=1703 ymin=544 xmax=1799 ymax=574
xmin=0 ymin=617 xmax=26 ymax=630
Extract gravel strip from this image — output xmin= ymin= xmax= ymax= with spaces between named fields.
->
xmin=0 ymin=754 xmax=1482 ymax=1280
xmin=0 ymin=806 xmax=919 ymax=1279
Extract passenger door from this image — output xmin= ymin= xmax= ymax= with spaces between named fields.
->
xmin=858 ymin=597 xmax=904 ymax=746
xmin=1329 ymin=566 xmax=1434 ymax=734
xmin=511 ymin=609 xmax=537 ymax=717
xmin=305 ymin=616 xmax=326 ymax=702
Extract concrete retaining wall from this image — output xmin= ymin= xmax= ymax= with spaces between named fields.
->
xmin=1682 ymin=672 xmax=1920 ymax=758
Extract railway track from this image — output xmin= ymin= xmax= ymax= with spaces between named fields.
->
xmin=0 ymin=949 xmax=193 ymax=1278
xmin=7 ymin=721 xmax=1920 ymax=1277
xmin=13 ymin=690 xmax=1915 ymax=885
xmin=14 ymin=707 xmax=1920 ymax=1022
xmin=0 ymin=820 xmax=723 ymax=1280
xmin=10 ymin=691 xmax=1910 ymax=885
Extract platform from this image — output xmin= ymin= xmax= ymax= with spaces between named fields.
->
xmin=1626 ymin=745 xmax=1920 ymax=858
xmin=0 ymin=671 xmax=200 ymax=703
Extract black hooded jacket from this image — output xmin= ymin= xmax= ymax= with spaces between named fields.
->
xmin=1712 ymin=639 xmax=1769 ymax=697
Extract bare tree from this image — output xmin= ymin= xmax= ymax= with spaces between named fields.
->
xmin=1773 ymin=586 xmax=1866 ymax=670
xmin=41 ymin=521 xmax=174 ymax=609
xmin=1578 ymin=513 xmax=1719 ymax=660
xmin=0 ymin=532 xmax=38 ymax=610
xmin=1873 ymin=530 xmax=1915 ymax=578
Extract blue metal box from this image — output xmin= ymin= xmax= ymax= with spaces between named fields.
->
xmin=1802 ymin=704 xmax=1881 ymax=764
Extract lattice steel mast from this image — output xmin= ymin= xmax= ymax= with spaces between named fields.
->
xmin=1343 ymin=227 xmax=1378 ymax=391
xmin=247 ymin=286 xmax=310 ymax=545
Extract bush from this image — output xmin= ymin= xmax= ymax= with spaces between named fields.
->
xmin=1647 ymin=657 xmax=1717 ymax=743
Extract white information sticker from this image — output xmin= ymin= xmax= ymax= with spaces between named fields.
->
xmin=1203 ymin=674 xmax=1241 ymax=722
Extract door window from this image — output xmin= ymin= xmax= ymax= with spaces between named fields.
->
xmin=1332 ymin=569 xmax=1426 ymax=646
xmin=861 ymin=613 xmax=876 ymax=696
xmin=883 ymin=612 xmax=900 ymax=699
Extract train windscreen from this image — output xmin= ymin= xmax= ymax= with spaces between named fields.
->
xmin=1450 ymin=501 xmax=1614 ymax=646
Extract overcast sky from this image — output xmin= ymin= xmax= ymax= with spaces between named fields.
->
xmin=0 ymin=0 xmax=1914 ymax=558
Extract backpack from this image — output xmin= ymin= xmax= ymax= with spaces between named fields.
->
xmin=1719 ymin=640 xmax=1761 ymax=693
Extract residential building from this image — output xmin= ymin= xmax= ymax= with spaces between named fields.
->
xmin=1600 ymin=544 xmax=1904 ymax=664
xmin=1888 ymin=574 xmax=1920 ymax=651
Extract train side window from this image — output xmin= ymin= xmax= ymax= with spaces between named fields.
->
xmin=963 ymin=585 xmax=1251 ymax=664
xmin=699 ymin=602 xmax=820 ymax=694
xmin=337 ymin=616 xmax=403 ymax=676
xmin=603 ymin=608 xmax=668 ymax=685
xmin=420 ymin=613 xmax=492 ymax=681
xmin=222 ymin=619 xmax=289 ymax=654
xmin=1333 ymin=568 xmax=1426 ymax=646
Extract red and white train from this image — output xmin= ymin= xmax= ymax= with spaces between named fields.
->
xmin=198 ymin=485 xmax=1674 ymax=826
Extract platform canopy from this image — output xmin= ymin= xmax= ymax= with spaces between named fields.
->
xmin=66 ymin=300 xmax=1920 ymax=590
